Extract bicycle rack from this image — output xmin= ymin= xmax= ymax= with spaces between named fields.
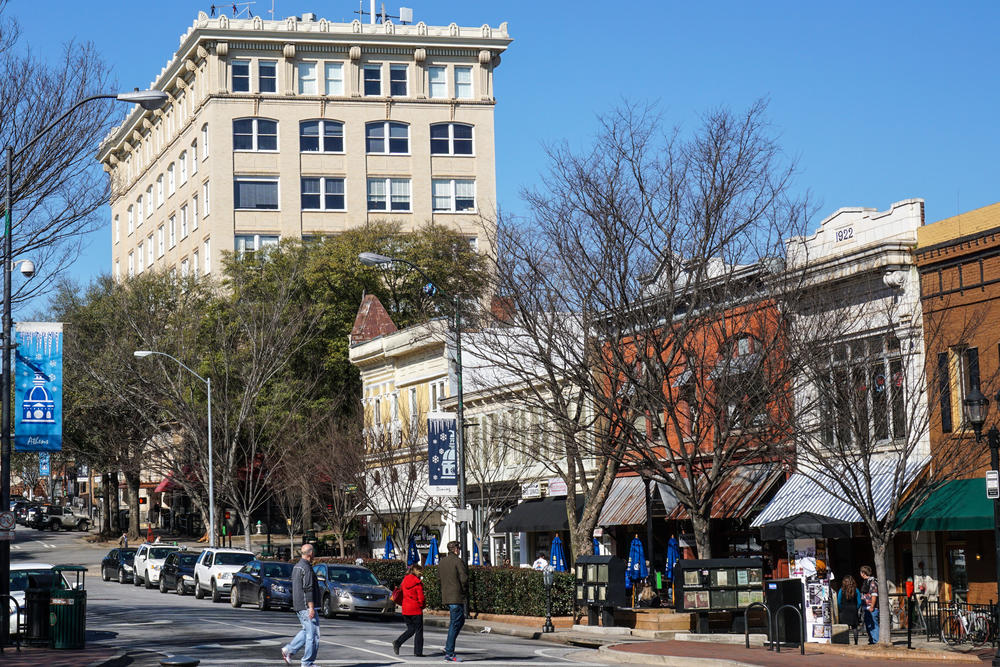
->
xmin=744 ymin=601 xmax=773 ymax=651
xmin=774 ymin=603 xmax=805 ymax=655
xmin=0 ymin=594 xmax=22 ymax=653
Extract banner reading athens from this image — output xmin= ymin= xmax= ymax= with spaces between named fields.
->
xmin=14 ymin=322 xmax=63 ymax=452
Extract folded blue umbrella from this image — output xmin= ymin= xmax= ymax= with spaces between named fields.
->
xmin=407 ymin=536 xmax=419 ymax=566
xmin=626 ymin=536 xmax=647 ymax=589
xmin=472 ymin=539 xmax=481 ymax=565
xmin=425 ymin=536 xmax=439 ymax=566
xmin=665 ymin=536 xmax=680 ymax=581
xmin=550 ymin=535 xmax=567 ymax=572
xmin=383 ymin=535 xmax=395 ymax=560
xmin=592 ymin=537 xmax=601 ymax=555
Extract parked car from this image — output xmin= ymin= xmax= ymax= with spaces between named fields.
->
xmin=12 ymin=501 xmax=36 ymax=525
xmin=100 ymin=548 xmax=137 ymax=583
xmin=133 ymin=543 xmax=180 ymax=589
xmin=159 ymin=550 xmax=200 ymax=595
xmin=193 ymin=548 xmax=254 ymax=603
xmin=231 ymin=559 xmax=293 ymax=611
xmin=313 ymin=563 xmax=394 ymax=618
xmin=30 ymin=505 xmax=89 ymax=531
xmin=24 ymin=505 xmax=45 ymax=528
xmin=8 ymin=563 xmax=71 ymax=636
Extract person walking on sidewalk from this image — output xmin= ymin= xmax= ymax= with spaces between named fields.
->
xmin=393 ymin=563 xmax=426 ymax=657
xmin=439 ymin=540 xmax=468 ymax=662
xmin=859 ymin=565 xmax=879 ymax=644
xmin=281 ymin=543 xmax=320 ymax=666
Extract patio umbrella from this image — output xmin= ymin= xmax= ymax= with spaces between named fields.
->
xmin=549 ymin=535 xmax=567 ymax=572
xmin=626 ymin=536 xmax=647 ymax=591
xmin=472 ymin=539 xmax=481 ymax=565
xmin=425 ymin=536 xmax=439 ymax=565
xmin=592 ymin=537 xmax=601 ymax=555
xmin=407 ymin=536 xmax=419 ymax=566
xmin=383 ymin=535 xmax=395 ymax=560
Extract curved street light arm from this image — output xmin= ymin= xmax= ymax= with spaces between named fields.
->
xmin=138 ymin=350 xmax=209 ymax=387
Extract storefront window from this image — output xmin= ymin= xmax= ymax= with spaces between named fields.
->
xmin=947 ymin=546 xmax=969 ymax=602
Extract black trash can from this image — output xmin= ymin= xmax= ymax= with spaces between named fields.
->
xmin=49 ymin=565 xmax=87 ymax=650
xmin=24 ymin=586 xmax=51 ymax=646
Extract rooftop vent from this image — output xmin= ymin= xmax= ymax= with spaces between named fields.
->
xmin=302 ymin=12 xmax=316 ymax=21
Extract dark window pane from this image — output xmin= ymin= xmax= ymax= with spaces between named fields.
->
xmin=235 ymin=180 xmax=278 ymax=210
xmin=365 ymin=123 xmax=385 ymax=153
xmin=390 ymin=66 xmax=407 ymax=96
xmin=430 ymin=125 xmax=449 ymax=139
xmin=966 ymin=347 xmax=980 ymax=389
xmin=453 ymin=124 xmax=473 ymax=139
xmin=301 ymin=193 xmax=320 ymax=209
xmin=431 ymin=138 xmax=449 ymax=154
xmin=455 ymin=196 xmax=475 ymax=211
xmin=323 ymin=122 xmax=343 ymax=152
xmin=364 ymin=67 xmax=381 ymax=96
xmin=301 ymin=178 xmax=320 ymax=209
xmin=232 ymin=61 xmax=250 ymax=91
xmin=233 ymin=119 xmax=254 ymax=150
xmin=259 ymin=62 xmax=277 ymax=92
xmin=938 ymin=352 xmax=952 ymax=433
xmin=300 ymin=121 xmax=320 ymax=151
xmin=453 ymin=137 xmax=473 ymax=155
xmin=388 ymin=123 xmax=408 ymax=153
xmin=324 ymin=179 xmax=344 ymax=209
xmin=890 ymin=359 xmax=906 ymax=439
xmin=257 ymin=119 xmax=277 ymax=150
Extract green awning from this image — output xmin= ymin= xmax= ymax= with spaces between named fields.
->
xmin=899 ymin=479 xmax=993 ymax=532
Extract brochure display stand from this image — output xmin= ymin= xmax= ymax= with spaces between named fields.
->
xmin=675 ymin=558 xmax=764 ymax=633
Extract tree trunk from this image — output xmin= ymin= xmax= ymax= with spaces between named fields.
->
xmin=690 ymin=511 xmax=711 ymax=559
xmin=240 ymin=510 xmax=252 ymax=552
xmin=125 ymin=472 xmax=141 ymax=540
xmin=336 ymin=532 xmax=345 ymax=557
xmin=873 ymin=538 xmax=890 ymax=646
xmin=110 ymin=472 xmax=120 ymax=533
xmin=301 ymin=486 xmax=312 ymax=533
xmin=101 ymin=472 xmax=112 ymax=536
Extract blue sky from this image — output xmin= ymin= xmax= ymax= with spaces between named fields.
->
xmin=10 ymin=1 xmax=1000 ymax=289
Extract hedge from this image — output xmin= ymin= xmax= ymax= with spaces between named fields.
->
xmin=315 ymin=557 xmax=575 ymax=617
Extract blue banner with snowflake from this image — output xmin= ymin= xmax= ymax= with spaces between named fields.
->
xmin=14 ymin=322 xmax=63 ymax=452
xmin=428 ymin=415 xmax=457 ymax=488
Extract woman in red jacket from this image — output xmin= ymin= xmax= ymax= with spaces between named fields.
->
xmin=393 ymin=563 xmax=426 ymax=656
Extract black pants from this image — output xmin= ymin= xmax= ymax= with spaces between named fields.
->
xmin=396 ymin=614 xmax=423 ymax=655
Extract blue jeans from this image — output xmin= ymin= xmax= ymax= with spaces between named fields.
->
xmin=285 ymin=609 xmax=320 ymax=665
xmin=863 ymin=607 xmax=879 ymax=644
xmin=444 ymin=603 xmax=465 ymax=656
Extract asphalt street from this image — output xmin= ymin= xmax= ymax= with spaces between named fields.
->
xmin=9 ymin=526 xmax=618 ymax=666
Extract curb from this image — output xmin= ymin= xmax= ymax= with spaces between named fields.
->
xmin=817 ymin=643 xmax=982 ymax=663
xmin=598 ymin=645 xmax=759 ymax=667
xmin=84 ymin=652 xmax=127 ymax=667
xmin=422 ymin=616 xmax=609 ymax=647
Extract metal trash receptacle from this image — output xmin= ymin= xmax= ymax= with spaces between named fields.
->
xmin=24 ymin=586 xmax=51 ymax=646
xmin=49 ymin=565 xmax=88 ymax=650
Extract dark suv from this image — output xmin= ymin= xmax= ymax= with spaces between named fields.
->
xmin=160 ymin=550 xmax=200 ymax=596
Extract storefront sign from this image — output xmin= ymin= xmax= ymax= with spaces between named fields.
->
xmin=547 ymin=478 xmax=567 ymax=497
xmin=522 ymin=482 xmax=541 ymax=499
xmin=15 ymin=323 xmax=63 ymax=452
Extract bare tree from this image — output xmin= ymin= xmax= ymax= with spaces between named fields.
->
xmin=308 ymin=414 xmax=366 ymax=557
xmin=11 ymin=453 xmax=41 ymax=499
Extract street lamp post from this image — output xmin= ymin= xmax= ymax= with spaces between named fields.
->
xmin=358 ymin=252 xmax=469 ymax=563
xmin=542 ymin=566 xmax=555 ymax=633
xmin=134 ymin=350 xmax=215 ymax=549
xmin=963 ymin=385 xmax=1000 ymax=667
xmin=0 ymin=89 xmax=168 ymax=645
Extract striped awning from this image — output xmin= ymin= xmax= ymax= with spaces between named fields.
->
xmin=750 ymin=456 xmax=927 ymax=528
xmin=597 ymin=476 xmax=648 ymax=526
xmin=659 ymin=463 xmax=785 ymax=521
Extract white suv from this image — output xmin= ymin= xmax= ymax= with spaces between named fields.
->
xmin=193 ymin=548 xmax=254 ymax=603
xmin=133 ymin=543 xmax=180 ymax=589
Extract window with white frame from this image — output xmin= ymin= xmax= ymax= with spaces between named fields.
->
xmin=259 ymin=60 xmax=277 ymax=93
xmin=363 ymin=64 xmax=381 ymax=96
xmin=234 ymin=178 xmax=279 ymax=210
xmin=145 ymin=187 xmax=153 ymax=217
xmin=432 ymin=179 xmax=475 ymax=212
xmin=367 ymin=178 xmax=410 ymax=212
xmin=455 ymin=66 xmax=473 ymax=98
xmin=324 ymin=62 xmax=344 ymax=95
xmin=193 ymin=249 xmax=200 ymax=278
xmin=428 ymin=66 xmax=446 ymax=98
xmin=391 ymin=393 xmax=399 ymax=421
xmin=232 ymin=59 xmax=250 ymax=92
xmin=180 ymin=257 xmax=189 ymax=277
xmin=127 ymin=205 xmax=134 ymax=235
xmin=136 ymin=242 xmax=144 ymax=273
xmin=190 ymin=140 xmax=198 ymax=174
xmin=430 ymin=123 xmax=473 ymax=155
xmin=156 ymin=176 xmax=164 ymax=207
xmin=202 ymin=181 xmax=210 ymax=216
xmin=191 ymin=195 xmax=199 ymax=229
xmin=169 ymin=215 xmax=176 ymax=248
xmin=365 ymin=121 xmax=409 ymax=154
xmin=389 ymin=64 xmax=408 ymax=96
xmin=203 ymin=238 xmax=210 ymax=274
xmin=115 ymin=259 xmax=121 ymax=281
xmin=233 ymin=118 xmax=278 ymax=151
xmin=298 ymin=62 xmax=317 ymax=95
xmin=301 ymin=177 xmax=345 ymax=210
xmin=166 ymin=107 xmax=173 ymax=136
xmin=408 ymin=387 xmax=418 ymax=423
xmin=429 ymin=380 xmax=446 ymax=412
xmin=155 ymin=229 xmax=163 ymax=258
xmin=180 ymin=204 xmax=188 ymax=239
xmin=201 ymin=124 xmax=209 ymax=158
xmin=179 ymin=152 xmax=187 ymax=184
xmin=128 ymin=252 xmax=134 ymax=277
xmin=938 ymin=346 xmax=980 ymax=434
xmin=299 ymin=120 xmax=344 ymax=152
xmin=114 ymin=215 xmax=120 ymax=244
xmin=234 ymin=234 xmax=279 ymax=257
xmin=167 ymin=163 xmax=175 ymax=195
xmin=177 ymin=92 xmax=185 ymax=122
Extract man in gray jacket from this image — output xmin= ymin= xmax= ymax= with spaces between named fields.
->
xmin=439 ymin=540 xmax=469 ymax=662
xmin=282 ymin=543 xmax=320 ymax=666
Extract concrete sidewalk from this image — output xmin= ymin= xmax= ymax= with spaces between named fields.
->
xmin=0 ymin=644 xmax=120 ymax=667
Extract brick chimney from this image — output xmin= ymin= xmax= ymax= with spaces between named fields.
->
xmin=350 ymin=294 xmax=397 ymax=345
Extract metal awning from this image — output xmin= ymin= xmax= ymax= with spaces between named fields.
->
xmin=597 ymin=476 xmax=648 ymax=526
xmin=657 ymin=464 xmax=784 ymax=521
xmin=750 ymin=456 xmax=926 ymax=529
xmin=494 ymin=496 xmax=584 ymax=533
xmin=760 ymin=512 xmax=852 ymax=541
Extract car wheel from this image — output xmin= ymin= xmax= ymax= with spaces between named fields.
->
xmin=231 ymin=585 xmax=242 ymax=608
xmin=258 ymin=589 xmax=269 ymax=611
xmin=211 ymin=579 xmax=221 ymax=603
xmin=159 ymin=577 xmax=168 ymax=594
xmin=134 ymin=571 xmax=141 ymax=586
xmin=176 ymin=578 xmax=185 ymax=596
xmin=194 ymin=577 xmax=205 ymax=599
xmin=102 ymin=567 xmax=110 ymax=582
xmin=118 ymin=568 xmax=127 ymax=583
xmin=322 ymin=594 xmax=334 ymax=618
xmin=145 ymin=571 xmax=153 ymax=589
xmin=77 ymin=520 xmax=89 ymax=532
xmin=49 ymin=521 xmax=59 ymax=531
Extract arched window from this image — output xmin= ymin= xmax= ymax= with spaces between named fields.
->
xmin=429 ymin=123 xmax=473 ymax=155
xmin=365 ymin=121 xmax=409 ymax=154
xmin=299 ymin=120 xmax=344 ymax=153
xmin=233 ymin=118 xmax=278 ymax=151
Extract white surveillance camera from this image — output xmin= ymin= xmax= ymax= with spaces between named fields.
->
xmin=19 ymin=260 xmax=35 ymax=279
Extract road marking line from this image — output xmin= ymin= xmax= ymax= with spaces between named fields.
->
xmin=201 ymin=617 xmax=398 ymax=661
xmin=367 ymin=639 xmax=486 ymax=653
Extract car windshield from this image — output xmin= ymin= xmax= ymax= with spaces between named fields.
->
xmin=149 ymin=547 xmax=177 ymax=559
xmin=215 ymin=552 xmax=254 ymax=566
xmin=178 ymin=554 xmax=198 ymax=567
xmin=121 ymin=552 xmax=136 ymax=564
xmin=262 ymin=562 xmax=293 ymax=578
xmin=10 ymin=570 xmax=68 ymax=593
xmin=328 ymin=567 xmax=380 ymax=586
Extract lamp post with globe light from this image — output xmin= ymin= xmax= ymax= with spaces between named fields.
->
xmin=0 ymin=89 xmax=169 ymax=645
xmin=358 ymin=251 xmax=469 ymax=563
xmin=963 ymin=384 xmax=1000 ymax=667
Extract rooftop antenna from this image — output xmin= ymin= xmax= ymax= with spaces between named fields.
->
xmin=355 ymin=0 xmax=374 ymax=24
xmin=374 ymin=3 xmax=413 ymax=24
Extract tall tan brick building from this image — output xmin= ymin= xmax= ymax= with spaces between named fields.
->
xmin=98 ymin=11 xmax=511 ymax=279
